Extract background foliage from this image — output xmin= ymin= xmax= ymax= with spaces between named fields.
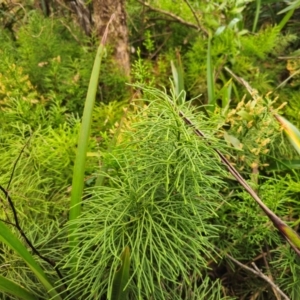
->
xmin=1 ymin=0 xmax=300 ymax=299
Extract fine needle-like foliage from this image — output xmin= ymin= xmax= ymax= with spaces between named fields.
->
xmin=63 ymin=86 xmax=230 ymax=299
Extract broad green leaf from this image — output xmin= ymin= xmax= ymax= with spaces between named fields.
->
xmin=214 ymin=78 xmax=232 ymax=111
xmin=111 ymin=246 xmax=130 ymax=300
xmin=228 ymin=17 xmax=240 ymax=29
xmin=275 ymin=115 xmax=300 ymax=155
xmin=0 ymin=222 xmax=61 ymax=300
xmin=0 ymin=275 xmax=38 ymax=300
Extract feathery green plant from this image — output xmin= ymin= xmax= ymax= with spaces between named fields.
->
xmin=2 ymin=2 xmax=300 ymax=298
xmin=64 ymin=86 xmax=229 ymax=299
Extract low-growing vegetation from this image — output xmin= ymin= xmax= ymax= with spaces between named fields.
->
xmin=1 ymin=1 xmax=300 ymax=299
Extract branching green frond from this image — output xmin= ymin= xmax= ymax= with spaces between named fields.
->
xmin=63 ymin=87 xmax=229 ymax=299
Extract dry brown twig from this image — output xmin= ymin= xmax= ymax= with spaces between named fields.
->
xmin=136 ymin=0 xmax=208 ymax=36
xmin=182 ymin=0 xmax=202 ymax=30
xmin=168 ymin=97 xmax=300 ymax=257
xmin=261 ymin=247 xmax=282 ymax=299
xmin=225 ymin=253 xmax=290 ymax=300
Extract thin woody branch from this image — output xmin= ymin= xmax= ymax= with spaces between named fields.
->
xmin=225 ymin=252 xmax=290 ymax=300
xmin=166 ymin=99 xmax=300 ymax=257
xmin=182 ymin=0 xmax=202 ymax=31
xmin=136 ymin=0 xmax=208 ymax=36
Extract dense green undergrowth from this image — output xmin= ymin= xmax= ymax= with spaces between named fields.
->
xmin=1 ymin=1 xmax=300 ymax=299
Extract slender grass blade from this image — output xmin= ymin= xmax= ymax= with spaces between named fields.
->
xmin=111 ymin=246 xmax=130 ymax=300
xmin=0 ymin=222 xmax=61 ymax=299
xmin=0 ymin=275 xmax=38 ymax=300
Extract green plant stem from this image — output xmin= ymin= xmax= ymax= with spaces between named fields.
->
xmin=277 ymin=8 xmax=295 ymax=31
xmin=206 ymin=37 xmax=215 ymax=112
xmin=68 ymin=14 xmax=114 ymax=265
xmin=252 ymin=0 xmax=261 ymax=32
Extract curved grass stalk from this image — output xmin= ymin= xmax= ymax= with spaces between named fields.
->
xmin=274 ymin=114 xmax=300 ymax=155
xmin=0 ymin=221 xmax=61 ymax=299
xmin=277 ymin=0 xmax=300 ymax=31
xmin=0 ymin=275 xmax=38 ymax=300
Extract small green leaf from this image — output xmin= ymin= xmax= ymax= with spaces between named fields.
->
xmin=0 ymin=275 xmax=38 ymax=300
xmin=215 ymin=78 xmax=232 ymax=110
xmin=215 ymin=25 xmax=226 ymax=36
xmin=237 ymin=110 xmax=252 ymax=121
xmin=171 ymin=52 xmax=185 ymax=105
xmin=275 ymin=115 xmax=300 ymax=155
xmin=111 ymin=246 xmax=130 ymax=300
xmin=228 ymin=17 xmax=240 ymax=29
xmin=267 ymin=159 xmax=300 ymax=171
xmin=224 ymin=132 xmax=242 ymax=150
xmin=281 ymin=225 xmax=300 ymax=249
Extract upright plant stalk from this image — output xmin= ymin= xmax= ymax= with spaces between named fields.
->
xmin=69 ymin=15 xmax=115 ymax=260
xmin=277 ymin=8 xmax=295 ymax=31
xmin=206 ymin=37 xmax=215 ymax=112
xmin=252 ymin=0 xmax=261 ymax=32
xmin=277 ymin=0 xmax=300 ymax=31
xmin=111 ymin=246 xmax=131 ymax=300
xmin=168 ymin=101 xmax=300 ymax=256
xmin=171 ymin=50 xmax=185 ymax=105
